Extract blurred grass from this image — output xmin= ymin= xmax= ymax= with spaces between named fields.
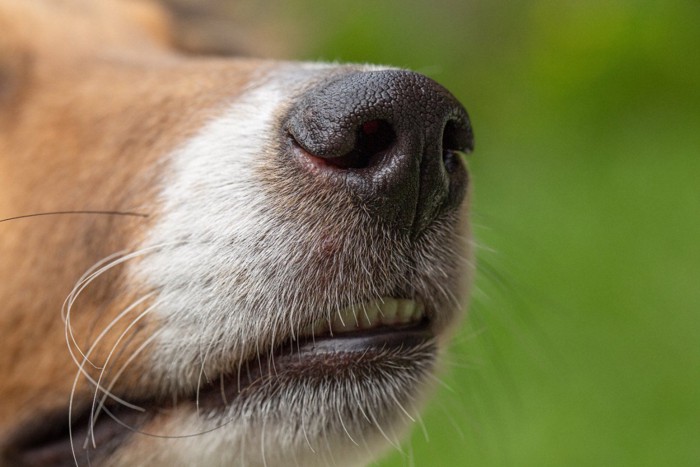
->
xmin=278 ymin=0 xmax=700 ymax=465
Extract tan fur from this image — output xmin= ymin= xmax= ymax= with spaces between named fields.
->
xmin=0 ymin=0 xmax=265 ymax=438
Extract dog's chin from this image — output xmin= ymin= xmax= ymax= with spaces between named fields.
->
xmin=11 ymin=304 xmax=446 ymax=467
xmin=13 ymin=299 xmax=446 ymax=467
xmin=101 ymin=314 xmax=441 ymax=467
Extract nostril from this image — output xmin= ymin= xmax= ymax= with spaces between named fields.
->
xmin=323 ymin=119 xmax=396 ymax=170
xmin=354 ymin=119 xmax=395 ymax=165
xmin=441 ymin=119 xmax=474 ymax=173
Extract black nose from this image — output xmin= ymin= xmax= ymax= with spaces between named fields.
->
xmin=285 ymin=69 xmax=473 ymax=236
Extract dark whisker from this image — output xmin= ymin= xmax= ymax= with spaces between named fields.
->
xmin=0 ymin=210 xmax=148 ymax=224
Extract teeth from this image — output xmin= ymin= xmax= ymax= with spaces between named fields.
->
xmin=302 ymin=298 xmax=424 ymax=338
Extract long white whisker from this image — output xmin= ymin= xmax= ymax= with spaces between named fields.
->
xmin=87 ymin=300 xmax=160 ymax=447
xmin=71 ymin=294 xmax=155 ymax=452
xmin=91 ymin=332 xmax=160 ymax=434
xmin=64 ymin=242 xmax=178 ymax=370
xmin=63 ymin=250 xmax=129 ymax=371
xmin=61 ymin=250 xmax=127 ymax=323
xmin=76 ymin=292 xmax=154 ymax=379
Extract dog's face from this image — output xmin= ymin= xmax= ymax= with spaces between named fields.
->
xmin=0 ymin=1 xmax=474 ymax=466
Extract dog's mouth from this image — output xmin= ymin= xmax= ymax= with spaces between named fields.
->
xmin=197 ymin=297 xmax=434 ymax=409
xmin=10 ymin=298 xmax=435 ymax=466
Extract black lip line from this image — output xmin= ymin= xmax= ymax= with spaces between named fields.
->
xmin=294 ymin=318 xmax=432 ymax=353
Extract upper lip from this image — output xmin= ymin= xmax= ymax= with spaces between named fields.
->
xmin=299 ymin=297 xmax=426 ymax=339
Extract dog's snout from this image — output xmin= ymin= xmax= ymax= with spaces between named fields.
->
xmin=286 ymin=70 xmax=474 ymax=235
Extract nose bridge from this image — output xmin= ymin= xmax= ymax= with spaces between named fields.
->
xmin=285 ymin=68 xmax=473 ymax=236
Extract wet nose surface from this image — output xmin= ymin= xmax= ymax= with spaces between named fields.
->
xmin=285 ymin=70 xmax=474 ymax=236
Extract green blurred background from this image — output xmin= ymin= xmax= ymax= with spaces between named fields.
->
xmin=175 ymin=0 xmax=700 ymax=465
xmin=282 ymin=1 xmax=700 ymax=466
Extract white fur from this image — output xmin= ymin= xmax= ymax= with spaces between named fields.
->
xmin=137 ymin=63 xmax=395 ymax=388
xmin=120 ymin=63 xmax=469 ymax=467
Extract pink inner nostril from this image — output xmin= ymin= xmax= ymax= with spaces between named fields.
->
xmin=301 ymin=119 xmax=395 ymax=170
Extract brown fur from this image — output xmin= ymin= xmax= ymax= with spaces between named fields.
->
xmin=0 ymin=0 xmax=265 ymax=439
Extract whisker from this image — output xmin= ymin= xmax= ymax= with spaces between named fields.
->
xmin=76 ymin=292 xmax=154 ymax=374
xmin=424 ymin=372 xmax=457 ymax=394
xmin=219 ymin=374 xmax=228 ymax=406
xmin=64 ymin=242 xmax=178 ymax=371
xmin=97 ymin=404 xmax=238 ymax=439
xmin=90 ymin=333 xmax=160 ymax=438
xmin=70 ymin=294 xmax=155 ymax=439
xmin=388 ymin=392 xmax=416 ymax=423
xmin=337 ymin=406 xmax=359 ymax=446
xmin=87 ymin=300 xmax=160 ymax=447
xmin=0 ymin=210 xmax=148 ymax=224
xmin=410 ymin=397 xmax=429 ymax=443
xmin=300 ymin=404 xmax=316 ymax=453
xmin=93 ymin=372 xmax=270 ymax=441
xmin=196 ymin=340 xmax=215 ymax=416
xmin=63 ymin=250 xmax=129 ymax=369
xmin=367 ymin=408 xmax=403 ymax=453
xmin=62 ymin=250 xmax=128 ymax=323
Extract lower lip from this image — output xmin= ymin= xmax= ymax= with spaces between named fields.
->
xmin=195 ymin=320 xmax=434 ymax=408
xmin=55 ymin=321 xmax=435 ymax=458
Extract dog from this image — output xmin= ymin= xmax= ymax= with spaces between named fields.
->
xmin=0 ymin=0 xmax=474 ymax=465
